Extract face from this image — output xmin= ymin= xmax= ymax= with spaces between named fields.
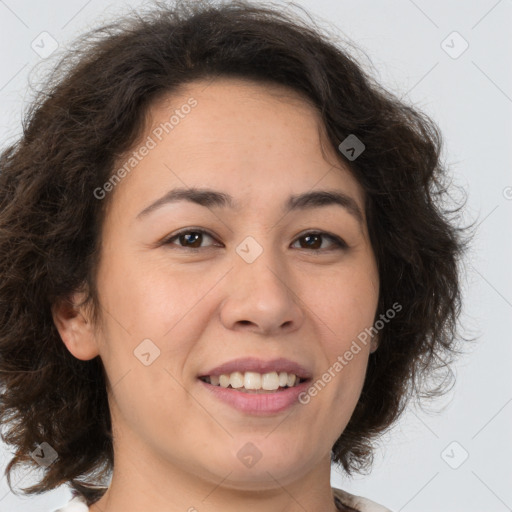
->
xmin=56 ymin=78 xmax=379 ymax=491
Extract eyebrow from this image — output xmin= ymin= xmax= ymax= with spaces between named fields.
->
xmin=136 ymin=187 xmax=364 ymax=224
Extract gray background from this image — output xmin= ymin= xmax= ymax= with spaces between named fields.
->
xmin=0 ymin=1 xmax=511 ymax=511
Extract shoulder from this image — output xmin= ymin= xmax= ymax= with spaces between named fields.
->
xmin=332 ymin=486 xmax=393 ymax=512
xmin=52 ymin=495 xmax=89 ymax=512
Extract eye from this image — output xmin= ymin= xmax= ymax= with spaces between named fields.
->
xmin=162 ymin=228 xmax=348 ymax=252
xmin=291 ymin=231 xmax=348 ymax=251
xmin=162 ymin=229 xmax=222 ymax=249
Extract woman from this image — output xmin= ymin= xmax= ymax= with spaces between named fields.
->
xmin=0 ymin=2 xmax=466 ymax=511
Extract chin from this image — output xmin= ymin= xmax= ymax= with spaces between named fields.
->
xmin=199 ymin=446 xmax=309 ymax=489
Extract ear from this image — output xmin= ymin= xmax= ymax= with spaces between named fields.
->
xmin=51 ymin=290 xmax=100 ymax=361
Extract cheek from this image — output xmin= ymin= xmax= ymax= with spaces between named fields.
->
xmin=308 ymin=263 xmax=379 ymax=339
xmin=95 ymin=262 xmax=227 ymax=394
xmin=305 ymin=260 xmax=378 ymax=400
xmin=97 ymin=247 xmax=216 ymax=339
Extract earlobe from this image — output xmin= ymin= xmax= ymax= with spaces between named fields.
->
xmin=51 ymin=292 xmax=100 ymax=361
xmin=370 ymin=334 xmax=379 ymax=353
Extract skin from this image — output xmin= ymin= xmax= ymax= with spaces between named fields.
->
xmin=53 ymin=78 xmax=380 ymax=512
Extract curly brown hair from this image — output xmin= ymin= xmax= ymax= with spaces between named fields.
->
xmin=0 ymin=0 xmax=468 ymax=506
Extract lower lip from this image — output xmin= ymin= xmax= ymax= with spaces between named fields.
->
xmin=198 ymin=379 xmax=311 ymax=415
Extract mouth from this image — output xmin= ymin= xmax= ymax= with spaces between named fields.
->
xmin=198 ymin=371 xmax=307 ymax=393
xmin=197 ymin=357 xmax=313 ymax=413
xmin=197 ymin=373 xmax=312 ymax=415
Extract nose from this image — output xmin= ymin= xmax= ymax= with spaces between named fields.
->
xmin=219 ymin=247 xmax=304 ymax=336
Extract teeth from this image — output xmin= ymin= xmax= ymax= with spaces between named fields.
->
xmin=244 ymin=371 xmax=261 ymax=390
xmin=261 ymin=371 xmax=279 ymax=391
xmin=230 ymin=371 xmax=244 ymax=389
xmin=287 ymin=373 xmax=296 ymax=387
xmin=203 ymin=371 xmax=302 ymax=390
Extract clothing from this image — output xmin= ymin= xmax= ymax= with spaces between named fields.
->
xmin=53 ymin=487 xmax=392 ymax=512
xmin=53 ymin=495 xmax=89 ymax=512
xmin=332 ymin=487 xmax=392 ymax=511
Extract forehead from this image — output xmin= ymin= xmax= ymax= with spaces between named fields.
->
xmin=153 ymin=77 xmax=319 ymax=121
xmin=105 ymin=77 xmax=365 ymax=219
xmin=146 ymin=77 xmax=332 ymax=163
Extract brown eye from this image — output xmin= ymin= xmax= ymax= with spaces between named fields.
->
xmin=299 ymin=234 xmax=322 ymax=250
xmin=164 ymin=229 xmax=221 ymax=249
xmin=292 ymin=232 xmax=348 ymax=251
xmin=178 ymin=232 xmax=203 ymax=248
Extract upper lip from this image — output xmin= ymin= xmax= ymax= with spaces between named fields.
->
xmin=199 ymin=357 xmax=312 ymax=379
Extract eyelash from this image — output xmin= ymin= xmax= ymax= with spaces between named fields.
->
xmin=162 ymin=228 xmax=348 ymax=252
